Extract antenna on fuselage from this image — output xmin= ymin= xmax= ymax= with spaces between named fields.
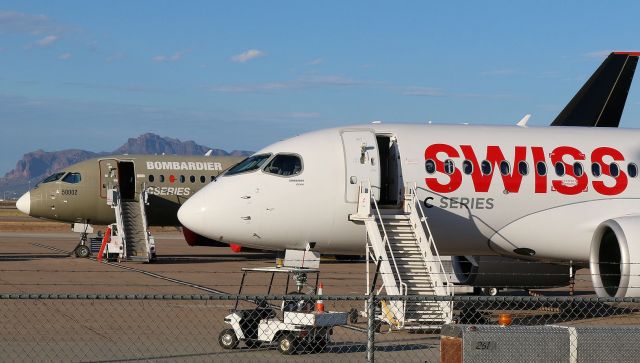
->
xmin=204 ymin=149 xmax=213 ymax=156
xmin=516 ymin=114 xmax=531 ymax=127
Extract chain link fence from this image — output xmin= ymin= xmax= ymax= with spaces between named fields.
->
xmin=2 ymin=294 xmax=640 ymax=362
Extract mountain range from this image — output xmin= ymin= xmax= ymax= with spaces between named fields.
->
xmin=0 ymin=133 xmax=252 ymax=197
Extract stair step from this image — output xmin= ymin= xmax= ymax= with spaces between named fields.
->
xmin=377 ymin=209 xmax=406 ymax=215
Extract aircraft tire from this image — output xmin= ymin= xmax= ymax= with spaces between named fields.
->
xmin=481 ymin=287 xmax=499 ymax=296
xmin=348 ymin=308 xmax=359 ymax=324
xmin=75 ymin=245 xmax=90 ymax=258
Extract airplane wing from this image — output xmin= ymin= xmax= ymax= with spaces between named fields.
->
xmin=551 ymin=51 xmax=639 ymax=127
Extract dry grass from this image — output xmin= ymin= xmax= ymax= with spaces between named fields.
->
xmin=0 ymin=209 xmax=25 ymax=217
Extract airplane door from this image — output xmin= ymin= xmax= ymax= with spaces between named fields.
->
xmin=99 ymin=159 xmax=118 ymax=199
xmin=341 ymin=130 xmax=381 ymax=202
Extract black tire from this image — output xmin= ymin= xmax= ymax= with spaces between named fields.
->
xmin=348 ymin=308 xmax=359 ymax=324
xmin=278 ymin=333 xmax=298 ymax=355
xmin=218 ymin=329 xmax=239 ymax=350
xmin=75 ymin=245 xmax=90 ymax=258
xmin=481 ymin=287 xmax=499 ymax=296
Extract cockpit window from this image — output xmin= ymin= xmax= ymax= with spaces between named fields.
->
xmin=62 ymin=172 xmax=82 ymax=184
xmin=263 ymin=154 xmax=303 ymax=177
xmin=225 ymin=154 xmax=272 ymax=176
xmin=40 ymin=172 xmax=66 ymax=184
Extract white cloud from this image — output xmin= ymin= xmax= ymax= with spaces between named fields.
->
xmin=585 ymin=50 xmax=611 ymax=59
xmin=481 ymin=69 xmax=517 ymax=76
xmin=231 ymin=49 xmax=265 ymax=63
xmin=210 ymin=83 xmax=290 ymax=93
xmin=210 ymin=75 xmax=369 ymax=93
xmin=288 ymin=112 xmax=320 ymax=118
xmin=298 ymin=75 xmax=364 ymax=86
xmin=35 ymin=34 xmax=59 ymax=47
xmin=152 ymin=51 xmax=185 ymax=63
xmin=58 ymin=52 xmax=71 ymax=60
xmin=0 ymin=11 xmax=63 ymax=35
xmin=402 ymin=87 xmax=445 ymax=97
xmin=307 ymin=58 xmax=323 ymax=65
xmin=106 ymin=52 xmax=124 ymax=63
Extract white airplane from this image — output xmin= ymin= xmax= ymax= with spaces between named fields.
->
xmin=178 ymin=52 xmax=640 ymax=298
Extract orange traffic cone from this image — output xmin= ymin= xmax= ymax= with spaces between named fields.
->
xmin=316 ymin=282 xmax=325 ymax=313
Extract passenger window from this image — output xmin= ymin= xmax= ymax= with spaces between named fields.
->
xmin=211 ymin=175 xmax=216 ymax=182
xmin=190 ymin=175 xmax=196 ymax=183
xmin=226 ymin=154 xmax=272 ymax=176
xmin=179 ymin=175 xmax=186 ymax=183
xmin=263 ymin=154 xmax=303 ymax=176
xmin=536 ymin=162 xmax=547 ymax=176
xmin=481 ymin=160 xmax=492 ymax=175
xmin=591 ymin=163 xmax=601 ymax=177
xmin=573 ymin=162 xmax=583 ymax=177
xmin=148 ymin=175 xmax=155 ymax=183
xmin=160 ymin=175 xmax=165 ymax=183
xmin=200 ymin=175 xmax=206 ymax=183
xmin=518 ymin=161 xmax=529 ymax=176
xmin=462 ymin=160 xmax=473 ymax=175
xmin=555 ymin=162 xmax=565 ymax=176
xmin=425 ymin=159 xmax=436 ymax=174
xmin=499 ymin=161 xmax=510 ymax=176
xmin=610 ymin=163 xmax=620 ymax=177
xmin=62 ymin=172 xmax=82 ymax=184
xmin=628 ymin=163 xmax=638 ymax=178
xmin=444 ymin=159 xmax=455 ymax=175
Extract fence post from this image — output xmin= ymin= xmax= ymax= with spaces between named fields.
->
xmin=367 ymin=293 xmax=376 ymax=363
xmin=367 ymin=258 xmax=382 ymax=363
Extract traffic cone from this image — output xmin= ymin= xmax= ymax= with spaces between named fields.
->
xmin=316 ymin=282 xmax=325 ymax=313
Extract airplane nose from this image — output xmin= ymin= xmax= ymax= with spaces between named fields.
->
xmin=16 ymin=192 xmax=31 ymax=215
xmin=178 ymin=192 xmax=212 ymax=238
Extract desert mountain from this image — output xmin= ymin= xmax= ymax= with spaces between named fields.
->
xmin=0 ymin=133 xmax=252 ymax=196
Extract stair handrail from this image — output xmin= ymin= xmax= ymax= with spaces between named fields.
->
xmin=368 ymin=180 xmax=406 ymax=298
xmin=408 ymin=182 xmax=452 ymax=296
xmin=138 ymin=182 xmax=152 ymax=259
xmin=108 ymin=184 xmax=127 ymax=258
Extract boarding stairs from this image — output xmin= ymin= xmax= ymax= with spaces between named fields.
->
xmin=350 ymin=182 xmax=453 ymax=329
xmin=107 ymin=185 xmax=155 ymax=262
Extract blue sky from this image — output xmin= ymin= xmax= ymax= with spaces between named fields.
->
xmin=1 ymin=1 xmax=639 ymax=174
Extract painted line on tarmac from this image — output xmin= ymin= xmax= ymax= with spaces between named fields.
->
xmin=102 ymin=261 xmax=230 ymax=295
xmin=32 ymin=243 xmax=230 ymax=295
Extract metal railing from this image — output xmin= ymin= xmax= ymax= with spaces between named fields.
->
xmin=407 ymin=182 xmax=452 ymax=296
xmin=368 ymin=183 xmax=406 ymax=298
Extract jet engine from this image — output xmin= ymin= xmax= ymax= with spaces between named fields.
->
xmin=452 ymin=255 xmax=570 ymax=292
xmin=590 ymin=216 xmax=640 ymax=298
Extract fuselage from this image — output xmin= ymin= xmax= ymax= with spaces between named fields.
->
xmin=178 ymin=123 xmax=640 ymax=263
xmin=19 ymin=154 xmax=245 ymax=226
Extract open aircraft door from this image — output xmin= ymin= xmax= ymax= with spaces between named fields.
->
xmin=341 ymin=130 xmax=381 ymax=202
xmin=99 ymin=159 xmax=119 ymax=199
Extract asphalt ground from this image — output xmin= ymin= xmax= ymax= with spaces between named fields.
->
xmin=2 ymin=209 xmax=639 ymax=362
xmin=0 ymin=215 xmax=436 ymax=362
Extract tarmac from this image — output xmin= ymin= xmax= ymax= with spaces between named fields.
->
xmin=1 ymin=207 xmax=635 ymax=362
xmin=0 ymin=211 xmax=434 ymax=362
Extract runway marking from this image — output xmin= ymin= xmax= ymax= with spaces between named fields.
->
xmin=32 ymin=243 xmax=230 ymax=295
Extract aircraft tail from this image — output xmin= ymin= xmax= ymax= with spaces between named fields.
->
xmin=551 ymin=51 xmax=639 ymax=127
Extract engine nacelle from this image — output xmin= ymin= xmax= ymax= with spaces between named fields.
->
xmin=452 ymin=255 xmax=570 ymax=289
xmin=590 ymin=216 xmax=640 ymax=297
